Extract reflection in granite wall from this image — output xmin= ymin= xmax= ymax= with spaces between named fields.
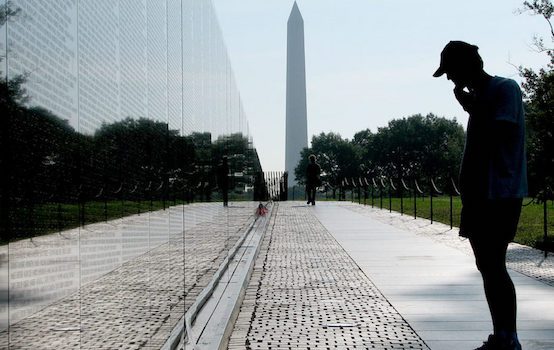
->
xmin=2 ymin=0 xmax=249 ymax=137
xmin=0 ymin=0 xmax=262 ymax=348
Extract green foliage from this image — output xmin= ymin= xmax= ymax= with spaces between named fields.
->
xmin=518 ymin=0 xmax=554 ymax=196
xmin=355 ymin=114 xmax=465 ymax=180
xmin=294 ymin=132 xmax=360 ymax=187
xmin=295 ymin=114 xmax=465 ymax=190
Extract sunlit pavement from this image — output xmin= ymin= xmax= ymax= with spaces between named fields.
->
xmin=2 ymin=201 xmax=553 ymax=349
xmin=229 ymin=201 xmax=554 ymax=350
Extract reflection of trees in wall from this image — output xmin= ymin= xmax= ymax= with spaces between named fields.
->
xmin=0 ymin=78 xmax=263 ymax=242
xmin=212 ymin=133 xmax=262 ymax=194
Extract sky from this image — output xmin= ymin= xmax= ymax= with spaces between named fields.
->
xmin=213 ymin=0 xmax=551 ymax=171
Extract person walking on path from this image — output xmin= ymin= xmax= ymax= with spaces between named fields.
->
xmin=305 ymin=154 xmax=321 ymax=205
xmin=434 ymin=41 xmax=528 ymax=350
xmin=216 ymin=156 xmax=230 ymax=207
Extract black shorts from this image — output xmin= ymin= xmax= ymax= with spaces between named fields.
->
xmin=459 ymin=198 xmax=522 ymax=242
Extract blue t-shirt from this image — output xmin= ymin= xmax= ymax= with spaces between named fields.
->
xmin=460 ymin=76 xmax=528 ymax=199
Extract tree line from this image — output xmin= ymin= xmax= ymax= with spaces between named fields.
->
xmin=294 ymin=104 xmax=551 ymax=198
xmin=294 ymin=114 xmax=466 ymax=194
xmin=293 ymin=1 xmax=554 ymax=199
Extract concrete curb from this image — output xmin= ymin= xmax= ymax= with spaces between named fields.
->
xmin=163 ymin=204 xmax=273 ymax=350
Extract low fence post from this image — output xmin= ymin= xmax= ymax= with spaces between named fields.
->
xmin=78 ymin=185 xmax=85 ymax=227
xmin=401 ymin=178 xmax=411 ymax=217
xmin=430 ymin=178 xmax=443 ymax=225
xmin=363 ymin=178 xmax=369 ymax=205
xmin=379 ymin=178 xmax=385 ymax=210
xmin=413 ymin=179 xmax=424 ymax=220
xmin=113 ymin=182 xmax=123 ymax=217
xmin=371 ymin=178 xmax=377 ymax=208
xmin=544 ymin=188 xmax=549 ymax=258
xmin=450 ymin=178 xmax=460 ymax=230
xmin=389 ymin=178 xmax=397 ymax=213
xmin=358 ymin=178 xmax=362 ymax=205
xmin=413 ymin=180 xmax=417 ymax=219
xmin=430 ymin=179 xmax=434 ymax=224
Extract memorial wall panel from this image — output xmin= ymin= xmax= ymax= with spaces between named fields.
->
xmin=1 ymin=0 xmax=260 ymax=348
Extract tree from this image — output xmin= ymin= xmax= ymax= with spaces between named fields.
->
xmin=294 ymin=132 xmax=360 ymax=189
xmin=518 ymin=0 xmax=554 ymax=196
xmin=354 ymin=114 xmax=465 ymax=183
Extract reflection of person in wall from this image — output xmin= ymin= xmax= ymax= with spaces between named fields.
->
xmin=216 ymin=156 xmax=230 ymax=207
xmin=305 ymin=154 xmax=321 ymax=205
xmin=434 ymin=41 xmax=527 ymax=350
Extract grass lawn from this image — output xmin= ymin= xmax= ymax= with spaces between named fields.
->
xmin=337 ymin=192 xmax=553 ymax=249
xmin=5 ymin=199 xmax=185 ymax=243
xmin=4 ymin=191 xmax=255 ymax=244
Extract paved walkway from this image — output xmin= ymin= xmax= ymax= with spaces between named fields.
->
xmin=229 ymin=202 xmax=554 ymax=350
xmin=2 ymin=201 xmax=553 ymax=349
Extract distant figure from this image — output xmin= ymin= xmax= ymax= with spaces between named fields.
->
xmin=305 ymin=154 xmax=321 ymax=205
xmin=216 ymin=156 xmax=230 ymax=207
xmin=434 ymin=41 xmax=527 ymax=350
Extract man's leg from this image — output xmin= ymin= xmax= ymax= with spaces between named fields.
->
xmin=470 ymin=237 xmax=516 ymax=334
xmin=470 ymin=198 xmax=522 ymax=348
xmin=223 ymin=188 xmax=228 ymax=207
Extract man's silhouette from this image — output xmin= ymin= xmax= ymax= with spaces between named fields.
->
xmin=305 ymin=154 xmax=321 ymax=205
xmin=434 ymin=41 xmax=527 ymax=350
xmin=217 ymin=156 xmax=230 ymax=207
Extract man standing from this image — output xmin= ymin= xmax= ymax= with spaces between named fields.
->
xmin=434 ymin=41 xmax=527 ymax=350
xmin=305 ymin=154 xmax=321 ymax=205
xmin=217 ymin=156 xmax=230 ymax=207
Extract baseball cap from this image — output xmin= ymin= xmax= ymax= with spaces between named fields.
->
xmin=433 ymin=41 xmax=480 ymax=77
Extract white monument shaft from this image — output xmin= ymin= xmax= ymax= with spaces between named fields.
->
xmin=285 ymin=2 xmax=308 ymax=187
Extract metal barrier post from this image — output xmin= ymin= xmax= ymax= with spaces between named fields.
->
xmin=358 ymin=178 xmax=362 ymax=204
xmin=389 ymin=178 xmax=397 ymax=213
xmin=429 ymin=178 xmax=443 ymax=225
xmin=379 ymin=179 xmax=383 ymax=210
xmin=400 ymin=185 xmax=404 ymax=215
xmin=371 ymin=178 xmax=377 ymax=208
xmin=414 ymin=186 xmax=417 ymax=219
xmin=450 ymin=178 xmax=460 ymax=230
xmin=544 ymin=197 xmax=548 ymax=258
xmin=401 ymin=179 xmax=411 ymax=217
xmin=450 ymin=192 xmax=454 ymax=230
xmin=364 ymin=177 xmax=369 ymax=205
xmin=430 ymin=180 xmax=434 ymax=224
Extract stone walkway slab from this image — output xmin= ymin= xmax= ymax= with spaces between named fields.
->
xmin=313 ymin=202 xmax=554 ymax=350
xmin=229 ymin=203 xmax=429 ymax=349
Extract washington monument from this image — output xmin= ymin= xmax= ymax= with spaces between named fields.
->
xmin=285 ymin=2 xmax=308 ymax=187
